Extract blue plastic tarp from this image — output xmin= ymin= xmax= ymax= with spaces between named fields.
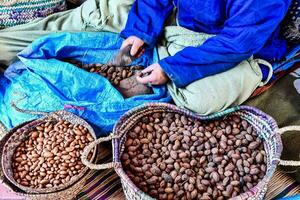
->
xmin=279 ymin=194 xmax=300 ymax=200
xmin=0 ymin=32 xmax=171 ymax=137
xmin=273 ymin=44 xmax=300 ymax=73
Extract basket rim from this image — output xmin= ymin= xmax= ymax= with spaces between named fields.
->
xmin=111 ymin=103 xmax=282 ymax=199
xmin=113 ymin=103 xmax=279 ymax=131
xmin=1 ymin=110 xmax=98 ymax=194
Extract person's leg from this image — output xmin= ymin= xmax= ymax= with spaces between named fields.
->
xmin=0 ymin=0 xmax=134 ymax=65
xmin=167 ymin=58 xmax=265 ymax=115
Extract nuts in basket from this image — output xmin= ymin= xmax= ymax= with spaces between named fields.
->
xmin=121 ymin=113 xmax=267 ymax=200
xmin=12 ymin=120 xmax=94 ymax=189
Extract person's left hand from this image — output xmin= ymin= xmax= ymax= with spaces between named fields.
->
xmin=136 ymin=63 xmax=169 ymax=85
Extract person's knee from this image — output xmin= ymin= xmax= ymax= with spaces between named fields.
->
xmin=183 ymin=92 xmax=225 ymax=115
xmin=169 ymin=59 xmax=264 ymax=115
xmin=170 ymin=88 xmax=224 ymax=115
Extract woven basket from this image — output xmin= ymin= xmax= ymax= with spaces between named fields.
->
xmin=82 ymin=103 xmax=300 ymax=200
xmin=0 ymin=0 xmax=66 ymax=29
xmin=0 ymin=110 xmax=98 ymax=199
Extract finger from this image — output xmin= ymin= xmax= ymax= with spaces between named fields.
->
xmin=136 ymin=49 xmax=145 ymax=58
xmin=141 ymin=64 xmax=156 ymax=73
xmin=136 ymin=73 xmax=155 ymax=84
xmin=130 ymin=38 xmax=144 ymax=56
xmin=121 ymin=38 xmax=132 ymax=49
xmin=130 ymin=42 xmax=141 ymax=56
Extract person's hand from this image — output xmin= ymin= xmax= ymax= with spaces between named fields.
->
xmin=121 ymin=36 xmax=145 ymax=57
xmin=136 ymin=63 xmax=169 ymax=85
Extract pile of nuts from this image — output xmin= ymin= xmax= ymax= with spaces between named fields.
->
xmin=12 ymin=120 xmax=94 ymax=189
xmin=65 ymin=59 xmax=152 ymax=98
xmin=67 ymin=59 xmax=144 ymax=86
xmin=86 ymin=64 xmax=144 ymax=86
xmin=121 ymin=113 xmax=266 ymax=200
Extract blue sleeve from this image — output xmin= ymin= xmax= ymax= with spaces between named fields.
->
xmin=159 ymin=0 xmax=290 ymax=87
xmin=120 ymin=0 xmax=174 ymax=47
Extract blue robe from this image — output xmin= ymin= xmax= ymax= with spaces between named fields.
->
xmin=121 ymin=0 xmax=291 ymax=87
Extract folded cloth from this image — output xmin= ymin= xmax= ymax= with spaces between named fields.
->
xmin=0 ymin=0 xmax=134 ymax=66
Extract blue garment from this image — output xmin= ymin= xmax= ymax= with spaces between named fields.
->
xmin=121 ymin=0 xmax=292 ymax=87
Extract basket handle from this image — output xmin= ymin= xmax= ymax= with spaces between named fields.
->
xmin=11 ymin=102 xmax=50 ymax=116
xmin=81 ymin=134 xmax=120 ymax=170
xmin=0 ymin=121 xmax=8 ymax=141
xmin=278 ymin=126 xmax=300 ymax=166
xmin=0 ymin=125 xmax=7 ymax=185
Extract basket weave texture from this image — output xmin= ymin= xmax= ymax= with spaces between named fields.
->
xmin=0 ymin=0 xmax=66 ymax=28
xmin=0 ymin=110 xmax=98 ymax=199
xmin=108 ymin=103 xmax=282 ymax=200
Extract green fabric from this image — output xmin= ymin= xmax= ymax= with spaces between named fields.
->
xmin=157 ymin=26 xmax=215 ymax=60
xmin=245 ymin=68 xmax=300 ymax=183
xmin=159 ymin=25 xmax=271 ymax=114
xmin=0 ymin=0 xmax=134 ymax=65
xmin=167 ymin=58 xmax=264 ymax=114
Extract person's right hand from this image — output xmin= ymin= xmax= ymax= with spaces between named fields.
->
xmin=121 ymin=36 xmax=145 ymax=57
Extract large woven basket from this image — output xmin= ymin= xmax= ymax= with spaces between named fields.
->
xmin=0 ymin=110 xmax=98 ymax=199
xmin=82 ymin=103 xmax=300 ymax=200
xmin=0 ymin=0 xmax=66 ymax=29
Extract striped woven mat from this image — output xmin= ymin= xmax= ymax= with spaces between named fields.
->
xmin=76 ymin=144 xmax=300 ymax=200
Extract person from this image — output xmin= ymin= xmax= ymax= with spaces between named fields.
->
xmin=0 ymin=0 xmax=291 ymax=114
xmin=120 ymin=0 xmax=292 ymax=114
